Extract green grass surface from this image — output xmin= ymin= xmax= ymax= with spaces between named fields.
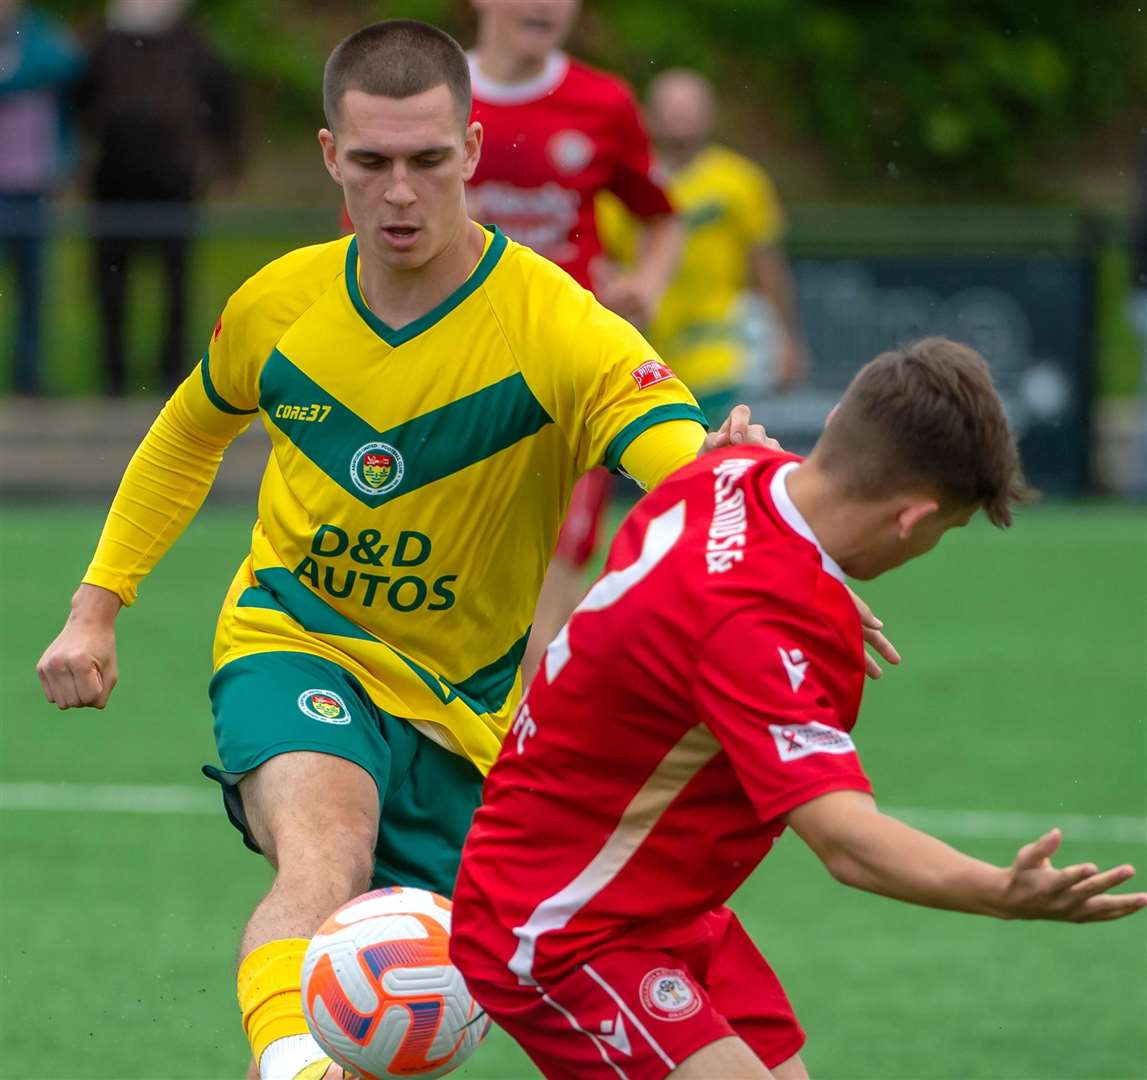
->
xmin=1 ymin=503 xmax=1145 ymax=1079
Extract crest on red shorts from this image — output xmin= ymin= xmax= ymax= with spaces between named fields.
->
xmin=631 ymin=360 xmax=676 ymax=390
xmin=639 ymin=968 xmax=701 ymax=1022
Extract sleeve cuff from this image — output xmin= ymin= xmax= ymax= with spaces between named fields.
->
xmin=200 ymin=351 xmax=258 ymax=416
xmin=81 ymin=568 xmax=137 ymax=608
xmin=752 ymin=775 xmax=874 ymax=829
xmin=603 ymin=403 xmax=708 ymax=473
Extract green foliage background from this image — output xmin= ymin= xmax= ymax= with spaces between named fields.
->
xmin=51 ymin=0 xmax=1145 ymax=200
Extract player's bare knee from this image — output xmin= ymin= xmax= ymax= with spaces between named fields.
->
xmin=284 ymin=818 xmax=375 ymax=885
xmin=238 ymin=751 xmax=379 ymax=878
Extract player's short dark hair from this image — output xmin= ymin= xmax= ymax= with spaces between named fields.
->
xmin=323 ymin=20 xmax=471 ymax=129
xmin=813 ymin=337 xmax=1035 ymax=527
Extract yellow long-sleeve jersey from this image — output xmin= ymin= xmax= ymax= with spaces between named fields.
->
xmin=83 ymin=225 xmax=707 ymax=772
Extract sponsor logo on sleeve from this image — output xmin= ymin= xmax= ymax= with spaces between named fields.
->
xmin=630 ymin=359 xmax=677 ymax=390
xmin=769 ymin=721 xmax=856 ymax=762
xmin=213 ymin=317 xmax=223 ymax=341
xmin=298 ymin=689 xmax=351 ymax=725
xmin=639 ymin=968 xmax=702 ymax=1022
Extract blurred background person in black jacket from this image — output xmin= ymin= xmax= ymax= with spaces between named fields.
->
xmin=78 ymin=0 xmax=242 ymax=395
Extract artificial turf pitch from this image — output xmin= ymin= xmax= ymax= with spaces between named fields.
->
xmin=1 ymin=503 xmax=1144 ymax=1079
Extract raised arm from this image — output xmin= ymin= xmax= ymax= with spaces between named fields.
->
xmin=36 ymin=366 xmax=253 ymax=709
xmin=787 ymin=789 xmax=1147 ymax=923
xmin=595 ymin=212 xmax=683 ymax=329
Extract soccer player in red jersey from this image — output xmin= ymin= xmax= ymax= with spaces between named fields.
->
xmin=466 ymin=0 xmax=684 ymax=679
xmin=451 ymin=338 xmax=1147 ymax=1079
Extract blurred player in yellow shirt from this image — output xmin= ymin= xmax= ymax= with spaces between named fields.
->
xmin=597 ymin=68 xmax=809 ymax=424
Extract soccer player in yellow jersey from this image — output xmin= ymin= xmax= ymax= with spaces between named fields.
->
xmin=35 ymin=20 xmax=893 ymax=1080
xmin=598 ymin=68 xmax=810 ymax=426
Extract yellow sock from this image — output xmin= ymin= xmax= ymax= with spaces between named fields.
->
xmin=238 ymin=938 xmax=328 ymax=1075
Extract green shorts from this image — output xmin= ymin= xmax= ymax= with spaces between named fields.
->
xmin=695 ymin=388 xmax=741 ymax=431
xmin=202 ymin=651 xmax=484 ymax=897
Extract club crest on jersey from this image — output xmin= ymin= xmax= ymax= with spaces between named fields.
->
xmin=547 ymin=129 xmax=595 ymax=174
xmin=298 ymin=689 xmax=351 ymax=725
xmin=350 ymin=441 xmax=404 ymax=496
xmin=631 ymin=359 xmax=676 ymax=390
xmin=639 ymin=968 xmax=702 ymax=1022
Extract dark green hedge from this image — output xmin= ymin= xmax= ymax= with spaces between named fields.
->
xmin=48 ymin=0 xmax=1144 ymax=198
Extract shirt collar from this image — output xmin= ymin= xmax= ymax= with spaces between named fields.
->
xmin=769 ymin=461 xmax=846 ymax=583
xmin=467 ymin=51 xmax=570 ymax=105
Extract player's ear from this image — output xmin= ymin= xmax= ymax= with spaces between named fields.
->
xmin=462 ymin=121 xmax=483 ymax=182
xmin=897 ymin=499 xmax=940 ymax=540
xmin=319 ymin=129 xmax=343 ymax=185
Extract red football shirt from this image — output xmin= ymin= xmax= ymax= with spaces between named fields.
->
xmin=467 ymin=51 xmax=674 ymax=289
xmin=453 ymin=447 xmax=872 ymax=987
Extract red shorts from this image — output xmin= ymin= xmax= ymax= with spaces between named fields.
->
xmin=554 ymin=468 xmax=612 ymax=569
xmin=452 ymin=907 xmax=804 ymax=1080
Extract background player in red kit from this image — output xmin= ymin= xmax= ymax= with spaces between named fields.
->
xmin=451 ymin=338 xmax=1147 ymax=1080
xmin=466 ymin=0 xmax=684 ymax=679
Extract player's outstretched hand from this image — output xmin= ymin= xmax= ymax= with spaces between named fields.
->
xmin=1001 ymin=828 xmax=1147 ymax=923
xmin=846 ymin=586 xmax=901 ymax=680
xmin=36 ymin=584 xmax=122 ymax=710
xmin=699 ymin=404 xmax=782 ymax=455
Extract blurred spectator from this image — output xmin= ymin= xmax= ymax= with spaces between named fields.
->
xmin=598 ymin=68 xmax=808 ymax=425
xmin=0 ymin=0 xmax=81 ymax=395
xmin=77 ymin=0 xmax=241 ymax=395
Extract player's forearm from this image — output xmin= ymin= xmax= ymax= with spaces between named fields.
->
xmin=633 ymin=213 xmax=684 ymax=302
xmin=750 ymin=246 xmax=801 ymax=339
xmin=821 ymin=810 xmax=1009 ymax=916
xmin=82 ymin=387 xmax=242 ymax=606
xmin=788 ymin=793 xmax=1009 ymax=917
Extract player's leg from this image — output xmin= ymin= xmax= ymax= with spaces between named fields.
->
xmin=237 ymin=750 xmax=378 ymax=956
xmin=156 ymin=226 xmax=190 ymax=391
xmin=93 ymin=227 xmax=130 ymax=396
xmin=670 ymin=1036 xmax=772 ymax=1078
xmin=523 ymin=468 xmax=612 ymax=682
xmin=205 ymin=652 xmax=392 ymax=1080
xmin=237 ymin=750 xmax=377 ymax=1080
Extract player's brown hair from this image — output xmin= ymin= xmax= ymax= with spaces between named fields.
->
xmin=813 ymin=337 xmax=1035 ymax=527
xmin=323 ymin=20 xmax=471 ymax=129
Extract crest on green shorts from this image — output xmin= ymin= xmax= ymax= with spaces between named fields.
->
xmin=298 ymin=689 xmax=351 ymax=725
xmin=351 ymin=441 xmax=404 ymax=497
